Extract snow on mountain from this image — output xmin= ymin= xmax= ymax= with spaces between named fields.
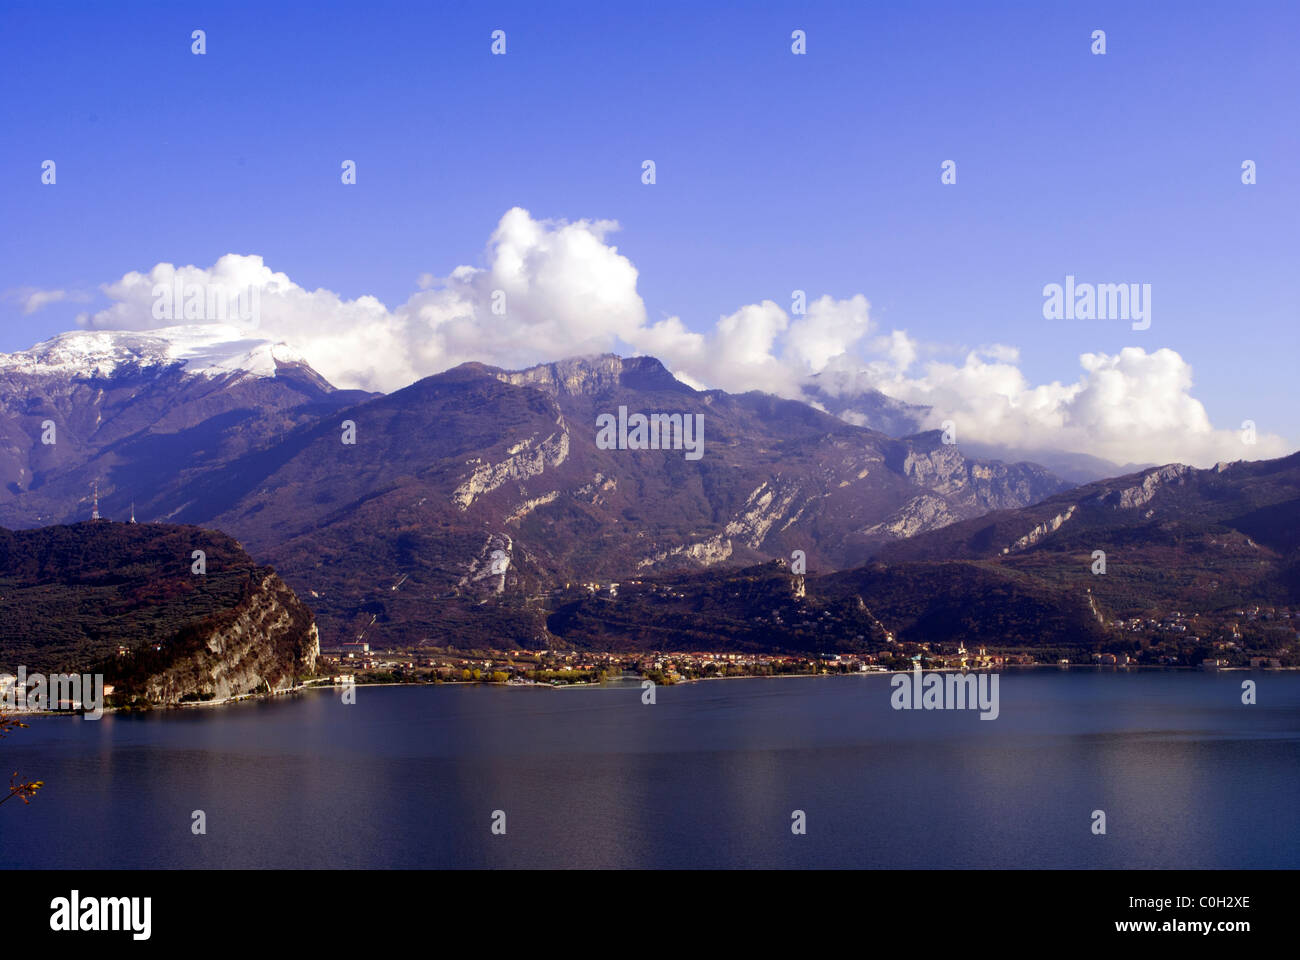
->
xmin=0 ymin=324 xmax=306 ymax=381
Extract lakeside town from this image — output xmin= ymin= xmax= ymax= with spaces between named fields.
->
xmin=310 ymin=576 xmax=1299 ymax=687
xmin=316 ymin=614 xmax=1297 ymax=691
xmin=6 ymin=587 xmax=1294 ymax=713
xmin=304 ymin=571 xmax=1299 ymax=690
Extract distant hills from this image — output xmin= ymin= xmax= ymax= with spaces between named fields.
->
xmin=875 ymin=454 xmax=1300 ymax=619
xmin=543 ymin=452 xmax=1300 ymax=657
xmin=543 ymin=557 xmax=1109 ymax=656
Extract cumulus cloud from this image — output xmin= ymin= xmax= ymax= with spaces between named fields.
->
xmin=638 ymin=295 xmax=1287 ymax=467
xmin=864 ymin=345 xmax=1290 ymax=468
xmin=626 ymin=293 xmax=873 ymax=400
xmin=79 ymin=207 xmax=649 ymax=393
xmin=71 ymin=206 xmax=1289 ymax=469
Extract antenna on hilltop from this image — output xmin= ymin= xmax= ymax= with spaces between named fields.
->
xmin=130 ymin=501 xmax=136 ymax=524
xmin=91 ymin=480 xmax=100 ymax=521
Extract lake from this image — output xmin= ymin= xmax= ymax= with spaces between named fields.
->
xmin=3 ymin=669 xmax=1297 ymax=868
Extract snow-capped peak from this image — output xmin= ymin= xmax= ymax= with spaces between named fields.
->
xmin=0 ymin=324 xmax=306 ymax=381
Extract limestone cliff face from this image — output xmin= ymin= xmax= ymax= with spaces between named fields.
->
xmin=1101 ymin=463 xmax=1191 ymax=510
xmin=890 ymin=434 xmax=1062 ymax=510
xmin=492 ymin=354 xmax=691 ymax=398
xmin=495 ymin=355 xmax=629 ymax=396
xmin=0 ymin=522 xmax=320 ymax=699
xmin=861 ymin=493 xmax=960 ymax=540
xmin=1002 ymin=505 xmax=1078 ymax=554
xmin=452 ymin=425 xmax=570 ymax=510
xmin=139 ymin=571 xmax=319 ymax=704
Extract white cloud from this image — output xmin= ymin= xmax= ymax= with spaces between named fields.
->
xmin=868 ymin=346 xmax=1289 ymax=467
xmin=623 ymin=293 xmax=873 ymax=400
xmin=78 ymin=208 xmax=650 ymax=393
xmin=10 ymin=287 xmax=91 ymax=314
xmin=785 ymin=294 xmax=873 ymax=372
xmin=70 ymin=207 xmax=1289 ymax=469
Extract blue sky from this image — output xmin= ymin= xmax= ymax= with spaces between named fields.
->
xmin=2 ymin=0 xmax=1297 ymax=459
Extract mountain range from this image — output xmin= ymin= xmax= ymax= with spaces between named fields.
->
xmin=546 ymin=452 xmax=1300 ymax=658
xmin=876 ymin=453 xmax=1300 ymax=616
xmin=0 ymin=326 xmax=1071 ymax=648
xmin=0 ymin=324 xmax=1294 ymax=657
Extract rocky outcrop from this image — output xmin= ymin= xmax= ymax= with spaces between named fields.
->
xmin=507 ymin=491 xmax=560 ymax=523
xmin=1099 ymin=463 xmax=1191 ymax=510
xmin=140 ymin=571 xmax=319 ymax=704
xmin=0 ymin=521 xmax=320 ymax=706
xmin=493 ymin=354 xmax=691 ymax=398
xmin=1002 ymin=505 xmax=1077 ymax=554
xmin=724 ymin=481 xmax=802 ymax=547
xmin=861 ymin=494 xmax=960 ymax=540
xmin=452 ymin=425 xmax=571 ymax=510
xmin=637 ymin=534 xmax=734 ymax=569
xmin=458 ymin=533 xmax=514 ymax=594
xmin=890 ymin=433 xmax=1064 ymax=510
xmin=894 ymin=441 xmax=969 ymax=495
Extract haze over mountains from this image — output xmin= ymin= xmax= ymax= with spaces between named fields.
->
xmin=1 ymin=324 xmax=1295 ymax=655
xmin=799 ymin=374 xmax=1148 ymax=485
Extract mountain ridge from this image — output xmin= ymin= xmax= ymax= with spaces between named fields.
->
xmin=8 ymin=326 xmax=1287 ymax=656
xmin=0 ymin=343 xmax=1069 ymax=646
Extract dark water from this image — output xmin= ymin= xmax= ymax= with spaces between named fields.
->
xmin=3 ymin=670 xmax=1297 ymax=869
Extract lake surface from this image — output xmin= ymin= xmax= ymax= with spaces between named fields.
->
xmin=3 ymin=669 xmax=1298 ymax=868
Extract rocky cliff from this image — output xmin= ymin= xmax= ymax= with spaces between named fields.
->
xmin=0 ymin=521 xmax=318 ymax=705
xmin=138 ymin=570 xmax=319 ymax=704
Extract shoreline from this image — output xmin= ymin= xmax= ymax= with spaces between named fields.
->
xmin=7 ymin=662 xmax=1292 ymax=719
